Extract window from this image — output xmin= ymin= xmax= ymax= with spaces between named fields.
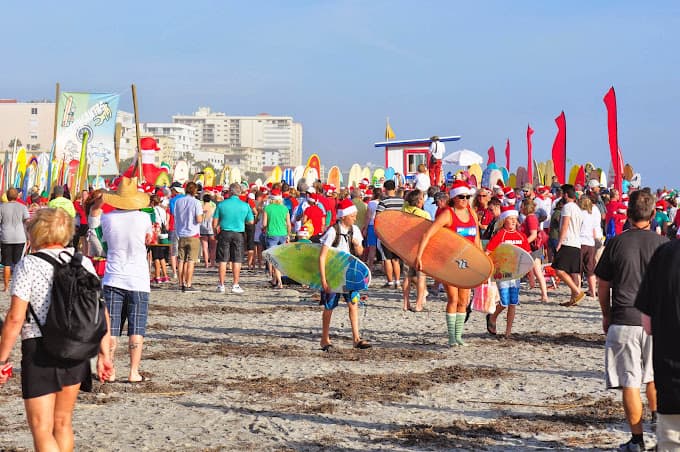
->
xmin=31 ymin=107 xmax=38 ymax=115
xmin=405 ymin=152 xmax=427 ymax=174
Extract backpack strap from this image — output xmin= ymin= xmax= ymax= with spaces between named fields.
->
xmin=25 ymin=252 xmax=61 ymax=330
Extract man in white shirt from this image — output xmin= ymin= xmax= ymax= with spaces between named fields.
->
xmin=101 ymin=177 xmax=153 ymax=383
xmin=428 ymin=136 xmax=445 ymax=187
xmin=553 ymin=184 xmax=585 ymax=306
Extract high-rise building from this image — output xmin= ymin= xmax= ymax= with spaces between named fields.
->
xmin=0 ymin=100 xmax=55 ymax=153
xmin=142 ymin=122 xmax=196 ymax=164
xmin=172 ymin=107 xmax=303 ymax=168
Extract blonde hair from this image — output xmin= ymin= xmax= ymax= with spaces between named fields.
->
xmin=28 ymin=208 xmax=74 ymax=249
xmin=578 ymin=196 xmax=593 ymax=214
xmin=521 ymin=198 xmax=536 ymax=215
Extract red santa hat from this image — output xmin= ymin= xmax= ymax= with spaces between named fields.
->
xmin=499 ymin=205 xmax=519 ymax=222
xmin=325 ymin=184 xmax=337 ymax=194
xmin=449 ymin=180 xmax=472 ymax=198
xmin=337 ymin=198 xmax=357 ymax=218
xmin=297 ymin=226 xmax=310 ymax=238
xmin=502 ymin=186 xmax=515 ymax=198
xmin=270 ymin=188 xmax=283 ymax=200
xmin=140 ymin=137 xmax=160 ymax=151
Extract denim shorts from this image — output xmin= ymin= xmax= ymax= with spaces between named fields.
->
xmin=265 ymin=235 xmax=287 ymax=249
xmin=103 ymin=286 xmax=149 ymax=337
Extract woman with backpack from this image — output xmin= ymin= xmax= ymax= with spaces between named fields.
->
xmin=0 ymin=207 xmax=113 ymax=451
xmin=519 ymin=198 xmax=549 ymax=302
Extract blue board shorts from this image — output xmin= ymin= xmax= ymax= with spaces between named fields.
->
xmin=321 ymin=290 xmax=360 ymax=310
xmin=498 ymin=279 xmax=520 ymax=307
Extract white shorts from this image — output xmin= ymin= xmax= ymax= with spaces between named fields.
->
xmin=605 ymin=324 xmax=653 ymax=389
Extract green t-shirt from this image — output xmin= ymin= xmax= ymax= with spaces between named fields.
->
xmin=264 ymin=203 xmax=289 ymax=237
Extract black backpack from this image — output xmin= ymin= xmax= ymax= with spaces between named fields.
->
xmin=331 ymin=223 xmax=358 ymax=256
xmin=28 ymin=251 xmax=107 ymax=363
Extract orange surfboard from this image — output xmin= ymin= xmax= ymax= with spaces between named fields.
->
xmin=374 ymin=211 xmax=493 ymax=288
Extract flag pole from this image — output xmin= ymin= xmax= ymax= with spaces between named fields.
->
xmin=131 ymin=84 xmax=143 ymax=181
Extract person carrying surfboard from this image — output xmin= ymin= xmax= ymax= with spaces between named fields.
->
xmin=415 ymin=180 xmax=482 ymax=347
xmin=485 ymin=206 xmax=531 ymax=338
xmin=318 ymin=198 xmax=370 ymax=351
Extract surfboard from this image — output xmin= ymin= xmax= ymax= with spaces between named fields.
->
xmin=305 ymin=154 xmax=321 ymax=178
xmin=508 ymin=173 xmax=516 ymax=189
xmin=499 ymin=167 xmax=509 ymax=185
xmin=293 ymin=165 xmax=305 ymax=187
xmin=544 ymin=160 xmax=555 ymax=185
xmin=203 ymin=167 xmax=215 ymax=187
xmin=283 ymin=167 xmax=294 ymax=186
xmin=372 ymin=168 xmax=385 ymax=186
xmin=66 ymin=160 xmax=79 ymax=191
xmin=347 ymin=164 xmax=362 ymax=187
xmin=568 ymin=165 xmax=580 ymax=185
xmin=263 ymin=243 xmax=370 ymax=292
xmin=515 ymin=167 xmax=528 ymax=188
xmin=303 ymin=167 xmax=318 ymax=183
xmin=374 ymin=210 xmax=493 ymax=288
xmin=489 ymin=243 xmax=534 ymax=282
xmin=481 ymin=167 xmax=504 ymax=189
xmin=468 ymin=164 xmax=482 ymax=187
xmin=361 ymin=167 xmax=371 ymax=183
xmin=584 ymin=162 xmax=595 ymax=175
xmin=599 ymin=168 xmax=607 ymax=187
xmin=229 ymin=167 xmax=241 ymax=184
xmin=623 ymin=163 xmax=634 ymax=181
xmin=574 ymin=166 xmax=586 ymax=187
xmin=173 ymin=161 xmax=189 ymax=184
xmin=327 ymin=166 xmax=342 ymax=187
xmin=384 ymin=166 xmax=396 ymax=182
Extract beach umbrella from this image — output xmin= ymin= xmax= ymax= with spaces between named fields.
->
xmin=443 ymin=149 xmax=483 ymax=166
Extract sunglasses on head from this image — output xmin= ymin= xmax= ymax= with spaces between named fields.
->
xmin=456 ymin=195 xmax=472 ymax=200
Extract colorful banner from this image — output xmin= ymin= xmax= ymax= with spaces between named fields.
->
xmin=551 ymin=111 xmax=567 ymax=184
xmin=487 ymin=146 xmax=496 ymax=165
xmin=504 ymin=138 xmax=510 ymax=171
xmin=55 ymin=92 xmax=120 ymax=176
xmin=527 ymin=124 xmax=534 ymax=184
xmin=603 ymin=87 xmax=623 ymax=193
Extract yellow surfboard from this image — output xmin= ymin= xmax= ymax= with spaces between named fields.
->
xmin=568 ymin=164 xmax=580 ymax=185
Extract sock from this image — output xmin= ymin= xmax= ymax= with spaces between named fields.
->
xmin=446 ymin=313 xmax=456 ymax=346
xmin=455 ymin=313 xmax=468 ymax=346
xmin=631 ymin=433 xmax=643 ymax=444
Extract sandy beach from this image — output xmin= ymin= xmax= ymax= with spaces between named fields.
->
xmin=0 ymin=266 xmax=654 ymax=451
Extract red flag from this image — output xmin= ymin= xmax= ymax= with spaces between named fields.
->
xmin=487 ymin=146 xmax=496 ymax=164
xmin=551 ymin=111 xmax=567 ymax=184
xmin=504 ymin=138 xmax=510 ymax=170
xmin=527 ymin=124 xmax=534 ymax=184
xmin=603 ymin=87 xmax=623 ymax=193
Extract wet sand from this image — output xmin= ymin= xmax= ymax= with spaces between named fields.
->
xmin=0 ymin=267 xmax=653 ymax=451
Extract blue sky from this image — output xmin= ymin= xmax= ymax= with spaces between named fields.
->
xmin=3 ymin=1 xmax=679 ymax=188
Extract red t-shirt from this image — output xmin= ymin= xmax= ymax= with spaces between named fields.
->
xmin=486 ymin=228 xmax=531 ymax=253
xmin=521 ymin=213 xmax=539 ymax=238
xmin=303 ymin=204 xmax=325 ymax=236
xmin=606 ymin=201 xmax=627 ymax=235
xmin=476 ymin=207 xmax=494 ymax=227
xmin=74 ymin=201 xmax=87 ymax=225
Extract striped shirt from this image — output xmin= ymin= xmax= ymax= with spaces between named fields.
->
xmin=376 ymin=196 xmax=404 ymax=212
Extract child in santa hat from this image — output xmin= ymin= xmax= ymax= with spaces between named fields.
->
xmin=485 ymin=206 xmax=531 ymax=339
xmin=318 ymin=198 xmax=370 ymax=350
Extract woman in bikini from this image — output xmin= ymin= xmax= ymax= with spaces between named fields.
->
xmin=415 ymin=181 xmax=482 ymax=347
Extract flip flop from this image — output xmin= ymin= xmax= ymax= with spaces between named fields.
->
xmin=320 ymin=344 xmax=334 ymax=352
xmin=486 ymin=314 xmax=497 ymax=336
xmin=126 ymin=375 xmax=151 ymax=384
xmin=353 ymin=340 xmax=372 ymax=349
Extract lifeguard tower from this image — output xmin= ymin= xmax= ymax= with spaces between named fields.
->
xmin=373 ymin=135 xmax=461 ymax=182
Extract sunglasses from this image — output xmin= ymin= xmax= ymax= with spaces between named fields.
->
xmin=456 ymin=195 xmax=472 ymax=200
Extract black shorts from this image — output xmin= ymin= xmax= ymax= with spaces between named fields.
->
xmin=244 ymin=223 xmax=256 ymax=251
xmin=379 ymin=242 xmax=399 ymax=260
xmin=149 ymin=245 xmax=169 ymax=261
xmin=552 ymin=245 xmax=581 ymax=274
xmin=21 ymin=338 xmax=91 ymax=399
xmin=1 ymin=243 xmax=24 ymax=266
xmin=216 ymin=230 xmax=245 ymax=263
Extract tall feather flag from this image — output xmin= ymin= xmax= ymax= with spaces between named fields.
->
xmin=527 ymin=125 xmax=534 ymax=184
xmin=487 ymin=146 xmax=496 ymax=164
xmin=504 ymin=139 xmax=510 ymax=171
xmin=603 ymin=87 xmax=623 ymax=193
xmin=551 ymin=111 xmax=567 ymax=183
xmin=385 ymin=117 xmax=395 ymax=140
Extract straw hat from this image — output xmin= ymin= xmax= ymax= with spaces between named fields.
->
xmin=102 ymin=177 xmax=150 ymax=210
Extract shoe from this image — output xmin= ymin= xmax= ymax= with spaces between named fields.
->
xmin=382 ymin=281 xmax=395 ymax=288
xmin=183 ymin=286 xmax=200 ymax=293
xmin=126 ymin=375 xmax=151 ymax=384
xmin=618 ymin=439 xmax=643 ymax=452
xmin=161 ymin=276 xmax=170 ymax=283
xmin=216 ymin=285 xmax=226 ymax=293
xmin=353 ymin=340 xmax=371 ymax=349
xmin=395 ymin=283 xmax=402 ymax=290
xmin=180 ymin=285 xmax=185 ymax=292
xmin=486 ymin=314 xmax=497 ymax=336
xmin=320 ymin=343 xmax=334 ymax=352
xmin=231 ymin=284 xmax=244 ymax=294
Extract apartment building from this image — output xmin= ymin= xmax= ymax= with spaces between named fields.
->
xmin=172 ymin=107 xmax=303 ymax=168
xmin=0 ymin=100 xmax=55 ymax=152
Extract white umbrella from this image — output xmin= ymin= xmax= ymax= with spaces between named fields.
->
xmin=442 ymin=149 xmax=483 ymax=166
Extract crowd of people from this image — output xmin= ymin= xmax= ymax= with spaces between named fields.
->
xmin=1 ymin=172 xmax=679 ymax=450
